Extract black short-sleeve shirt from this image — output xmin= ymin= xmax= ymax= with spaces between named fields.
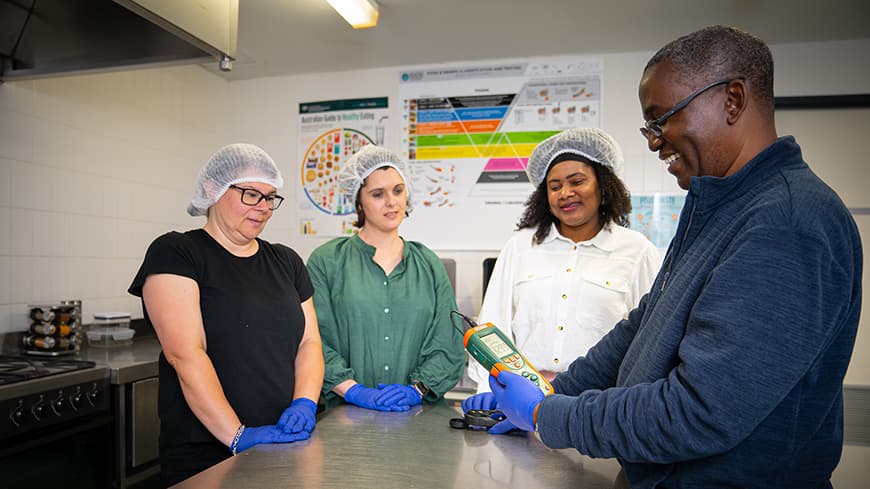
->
xmin=129 ymin=229 xmax=313 ymax=447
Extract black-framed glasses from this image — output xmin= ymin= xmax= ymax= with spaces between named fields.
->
xmin=640 ymin=78 xmax=735 ymax=140
xmin=229 ymin=185 xmax=284 ymax=210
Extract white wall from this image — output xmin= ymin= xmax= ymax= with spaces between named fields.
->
xmin=226 ymin=39 xmax=870 ymax=385
xmin=0 ymin=66 xmax=229 ymax=328
xmin=775 ymin=106 xmax=870 ymax=386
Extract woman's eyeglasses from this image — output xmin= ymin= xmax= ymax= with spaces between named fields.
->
xmin=229 ymin=185 xmax=284 ymax=210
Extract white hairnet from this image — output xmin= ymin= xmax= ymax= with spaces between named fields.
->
xmin=526 ymin=128 xmax=624 ymax=186
xmin=338 ymin=145 xmax=413 ymax=211
xmin=187 ymin=143 xmax=283 ymax=216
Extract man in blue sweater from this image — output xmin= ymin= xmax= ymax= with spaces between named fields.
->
xmin=464 ymin=25 xmax=862 ymax=488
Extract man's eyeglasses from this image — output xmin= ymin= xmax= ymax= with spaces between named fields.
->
xmin=229 ymin=185 xmax=284 ymax=210
xmin=640 ymin=78 xmax=735 ymax=140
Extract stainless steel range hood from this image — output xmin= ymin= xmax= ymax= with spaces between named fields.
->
xmin=0 ymin=0 xmax=238 ymax=81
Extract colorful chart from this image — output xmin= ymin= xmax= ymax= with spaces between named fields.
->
xmin=301 ymin=128 xmax=374 ymax=215
xmin=397 ymin=58 xmax=603 ymax=250
xmin=404 ymin=78 xmax=599 ymax=200
xmin=405 ymin=78 xmax=598 ymax=164
xmin=408 ymin=94 xmax=523 ymax=161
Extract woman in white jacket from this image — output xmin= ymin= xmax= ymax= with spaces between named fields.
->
xmin=467 ymin=128 xmax=662 ymax=399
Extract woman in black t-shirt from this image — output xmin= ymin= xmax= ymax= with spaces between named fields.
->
xmin=129 ymin=144 xmax=324 ymax=486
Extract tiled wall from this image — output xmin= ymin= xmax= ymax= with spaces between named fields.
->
xmin=0 ymin=66 xmax=229 ymax=332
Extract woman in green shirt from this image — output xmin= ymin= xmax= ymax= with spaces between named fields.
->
xmin=308 ymin=145 xmax=465 ymax=411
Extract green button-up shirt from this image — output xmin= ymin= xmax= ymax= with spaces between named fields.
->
xmin=308 ymin=235 xmax=464 ymax=403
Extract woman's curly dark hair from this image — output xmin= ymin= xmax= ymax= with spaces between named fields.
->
xmin=517 ymin=161 xmax=631 ymax=245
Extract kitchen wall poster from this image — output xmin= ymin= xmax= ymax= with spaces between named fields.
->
xmin=297 ymin=97 xmax=389 ymax=238
xmin=397 ymin=57 xmax=603 ymax=250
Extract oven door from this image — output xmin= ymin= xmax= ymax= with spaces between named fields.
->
xmin=128 ymin=377 xmax=159 ymax=467
xmin=0 ymin=410 xmax=114 ymax=488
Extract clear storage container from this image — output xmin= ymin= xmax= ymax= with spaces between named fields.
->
xmin=87 ymin=312 xmax=135 ymax=348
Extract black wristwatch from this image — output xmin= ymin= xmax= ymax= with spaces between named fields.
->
xmin=412 ymin=381 xmax=430 ymax=398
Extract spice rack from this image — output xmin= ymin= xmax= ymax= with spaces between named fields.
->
xmin=22 ymin=301 xmax=83 ymax=356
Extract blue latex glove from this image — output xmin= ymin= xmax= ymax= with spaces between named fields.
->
xmin=488 ymin=371 xmax=545 ymax=432
xmin=233 ymin=425 xmax=310 ymax=454
xmin=277 ymin=397 xmax=317 ymax=433
xmin=461 ymin=392 xmax=498 ymax=412
xmin=462 ymin=391 xmax=519 ymax=434
xmin=488 ymin=417 xmax=519 ymax=435
xmin=375 ymin=383 xmax=422 ymax=407
xmin=344 ymin=384 xmax=410 ymax=412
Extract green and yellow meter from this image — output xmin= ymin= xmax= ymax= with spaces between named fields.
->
xmin=463 ymin=322 xmax=553 ymax=396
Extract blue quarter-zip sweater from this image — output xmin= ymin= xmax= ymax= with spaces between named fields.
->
xmin=539 ymin=137 xmax=862 ymax=488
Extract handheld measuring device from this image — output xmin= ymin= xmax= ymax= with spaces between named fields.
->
xmin=458 ymin=316 xmax=553 ymax=397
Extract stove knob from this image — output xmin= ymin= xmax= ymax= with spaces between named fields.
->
xmin=9 ymin=401 xmax=25 ymax=427
xmin=52 ymin=394 xmax=66 ymax=416
xmin=68 ymin=388 xmax=82 ymax=412
xmin=31 ymin=397 xmax=47 ymax=421
xmin=86 ymin=385 xmax=100 ymax=406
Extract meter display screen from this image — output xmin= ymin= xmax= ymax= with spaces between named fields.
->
xmin=480 ymin=332 xmax=513 ymax=358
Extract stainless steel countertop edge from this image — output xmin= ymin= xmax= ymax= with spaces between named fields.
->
xmin=79 ymin=337 xmax=162 ymax=385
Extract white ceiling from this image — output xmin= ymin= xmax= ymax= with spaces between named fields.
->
xmin=203 ymin=0 xmax=870 ymax=82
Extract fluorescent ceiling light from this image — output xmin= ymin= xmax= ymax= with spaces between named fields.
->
xmin=327 ymin=0 xmax=380 ymax=29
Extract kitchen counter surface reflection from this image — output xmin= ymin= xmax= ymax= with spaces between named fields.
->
xmin=171 ymin=402 xmax=621 ymax=488
xmin=79 ymin=337 xmax=162 ymax=384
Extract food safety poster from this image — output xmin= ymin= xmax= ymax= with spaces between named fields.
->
xmin=629 ymin=194 xmax=686 ymax=249
xmin=397 ymin=57 xmax=603 ymax=250
xmin=297 ymin=97 xmax=389 ymax=237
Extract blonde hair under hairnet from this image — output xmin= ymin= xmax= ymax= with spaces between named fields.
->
xmin=338 ymin=145 xmax=413 ymax=213
xmin=187 ymin=143 xmax=284 ymax=216
xmin=526 ymin=128 xmax=624 ymax=186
